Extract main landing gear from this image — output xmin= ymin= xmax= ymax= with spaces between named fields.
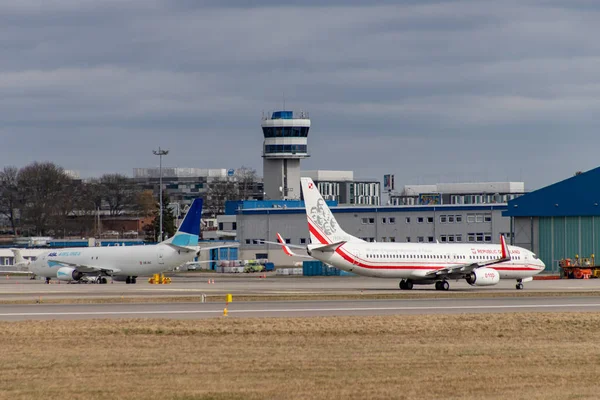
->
xmin=435 ymin=280 xmax=450 ymax=291
xmin=399 ymin=280 xmax=413 ymax=290
xmin=125 ymin=276 xmax=137 ymax=284
xmin=516 ymin=279 xmax=524 ymax=290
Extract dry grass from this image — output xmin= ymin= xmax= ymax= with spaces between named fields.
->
xmin=1 ymin=313 xmax=600 ymax=399
xmin=3 ymin=290 xmax=600 ymax=305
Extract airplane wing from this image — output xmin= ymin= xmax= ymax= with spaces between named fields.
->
xmin=0 ymin=270 xmax=34 ymax=275
xmin=48 ymin=259 xmax=121 ymax=275
xmin=426 ymin=235 xmax=511 ymax=278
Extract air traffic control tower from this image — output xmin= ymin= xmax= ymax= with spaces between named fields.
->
xmin=262 ymin=110 xmax=310 ymax=200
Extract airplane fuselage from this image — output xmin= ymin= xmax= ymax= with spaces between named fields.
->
xmin=308 ymin=242 xmax=545 ymax=280
xmin=29 ymin=244 xmax=195 ymax=279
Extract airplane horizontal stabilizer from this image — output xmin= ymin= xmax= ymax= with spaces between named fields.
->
xmin=311 ymin=241 xmax=346 ymax=253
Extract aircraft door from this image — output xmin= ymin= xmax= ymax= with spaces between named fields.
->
xmin=158 ymin=249 xmax=165 ymax=265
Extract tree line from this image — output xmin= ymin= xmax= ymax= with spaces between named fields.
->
xmin=0 ymin=162 xmax=261 ymax=237
xmin=0 ymin=162 xmax=153 ymax=236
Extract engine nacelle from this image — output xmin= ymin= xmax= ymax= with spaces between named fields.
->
xmin=466 ymin=268 xmax=500 ymax=286
xmin=56 ymin=267 xmax=83 ymax=281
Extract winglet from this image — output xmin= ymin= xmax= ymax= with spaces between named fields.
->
xmin=276 ymin=233 xmax=295 ymax=257
xmin=500 ymin=235 xmax=510 ymax=260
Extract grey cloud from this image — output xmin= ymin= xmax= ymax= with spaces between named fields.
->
xmin=1 ymin=0 xmax=600 ymax=190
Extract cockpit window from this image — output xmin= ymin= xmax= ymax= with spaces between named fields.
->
xmin=532 ymin=254 xmax=539 ymax=259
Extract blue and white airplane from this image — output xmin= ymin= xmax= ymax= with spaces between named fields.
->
xmin=28 ymin=198 xmax=216 ymax=284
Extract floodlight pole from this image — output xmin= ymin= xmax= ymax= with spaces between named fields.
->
xmin=153 ymin=147 xmax=169 ymax=242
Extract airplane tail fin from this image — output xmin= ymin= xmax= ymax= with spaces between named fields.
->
xmin=162 ymin=198 xmax=203 ymax=247
xmin=10 ymin=248 xmax=29 ymax=266
xmin=300 ymin=177 xmax=362 ymax=244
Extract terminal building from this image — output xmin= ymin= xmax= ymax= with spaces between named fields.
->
xmin=389 ymin=182 xmax=525 ymax=206
xmin=233 ymin=202 xmax=511 ymax=266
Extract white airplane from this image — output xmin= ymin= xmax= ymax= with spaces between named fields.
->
xmin=273 ymin=178 xmax=545 ymax=291
xmin=28 ymin=198 xmax=225 ymax=284
xmin=0 ymin=249 xmax=37 ymax=278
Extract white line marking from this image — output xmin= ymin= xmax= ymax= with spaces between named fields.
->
xmin=1 ymin=303 xmax=600 ymax=317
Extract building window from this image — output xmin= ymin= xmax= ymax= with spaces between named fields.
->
xmin=448 ymin=215 xmax=455 ymax=223
xmin=468 ymin=233 xmax=475 ymax=242
xmin=218 ymin=222 xmax=224 ymax=230
xmin=455 ymin=215 xmax=462 ymax=223
xmin=382 ymin=217 xmax=387 ymax=224
xmin=300 ymin=238 xmax=306 ymax=244
xmin=285 ymin=238 xmax=291 ymax=244
xmin=476 ymin=214 xmax=484 ymax=223
xmin=440 ymin=215 xmax=447 ymax=223
xmin=455 ymin=234 xmax=463 ymax=242
xmin=428 ymin=236 xmax=434 ymax=243
xmin=369 ymin=218 xmax=375 ymax=224
xmin=417 ymin=236 xmax=424 ymax=243
xmin=484 ymin=214 xmax=492 ymax=222
xmin=245 ymin=239 xmax=251 ymax=244
xmin=369 ymin=237 xmax=375 ymax=242
xmin=390 ymin=237 xmax=396 ymax=242
xmin=389 ymin=217 xmax=396 ymax=224
xmin=467 ymin=214 xmax=475 ymax=223
xmin=427 ymin=217 xmax=433 ymax=223
xmin=440 ymin=235 xmax=447 ymax=242
xmin=406 ymin=237 xmax=411 ymax=242
xmin=405 ymin=217 xmax=410 ymax=224
xmin=417 ymin=217 xmax=424 ymax=223
xmin=448 ymin=235 xmax=455 ymax=242
xmin=476 ymin=233 xmax=484 ymax=242
xmin=484 ymin=234 xmax=492 ymax=242
xmin=232 ymin=222 xmax=237 ymax=230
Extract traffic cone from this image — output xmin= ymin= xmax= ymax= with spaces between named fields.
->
xmin=211 ymin=279 xmax=215 ymax=284
xmin=207 ymin=279 xmax=211 ymax=284
xmin=223 ymin=307 xmax=228 ymax=317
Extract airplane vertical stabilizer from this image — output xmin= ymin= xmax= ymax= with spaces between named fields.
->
xmin=300 ymin=177 xmax=362 ymax=244
xmin=10 ymin=248 xmax=29 ymax=266
xmin=162 ymin=198 xmax=203 ymax=247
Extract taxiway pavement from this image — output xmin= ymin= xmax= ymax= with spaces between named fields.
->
xmin=0 ymin=273 xmax=598 ymax=302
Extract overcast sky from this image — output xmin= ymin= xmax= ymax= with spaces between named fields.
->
xmin=1 ymin=0 xmax=599 ymax=190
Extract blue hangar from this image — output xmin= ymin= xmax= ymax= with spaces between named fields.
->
xmin=504 ymin=167 xmax=600 ymax=274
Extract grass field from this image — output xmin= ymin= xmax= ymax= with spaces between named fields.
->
xmin=2 ymin=313 xmax=600 ymax=400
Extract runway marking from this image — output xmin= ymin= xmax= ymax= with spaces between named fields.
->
xmin=2 ymin=302 xmax=600 ymax=317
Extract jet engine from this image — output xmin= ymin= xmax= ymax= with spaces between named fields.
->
xmin=56 ymin=267 xmax=83 ymax=281
xmin=466 ymin=267 xmax=500 ymax=286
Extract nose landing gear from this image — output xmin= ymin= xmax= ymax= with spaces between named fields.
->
xmin=516 ymin=279 xmax=524 ymax=290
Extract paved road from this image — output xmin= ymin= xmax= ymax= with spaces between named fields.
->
xmin=1 ymin=296 xmax=600 ymax=321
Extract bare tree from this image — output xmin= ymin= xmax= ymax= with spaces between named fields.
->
xmin=18 ymin=162 xmax=70 ymax=235
xmin=205 ymin=178 xmax=238 ymax=217
xmin=0 ymin=166 xmax=21 ymax=234
xmin=236 ymin=166 xmax=258 ymax=201
xmin=100 ymin=173 xmax=138 ymax=216
xmin=136 ymin=189 xmax=157 ymax=217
